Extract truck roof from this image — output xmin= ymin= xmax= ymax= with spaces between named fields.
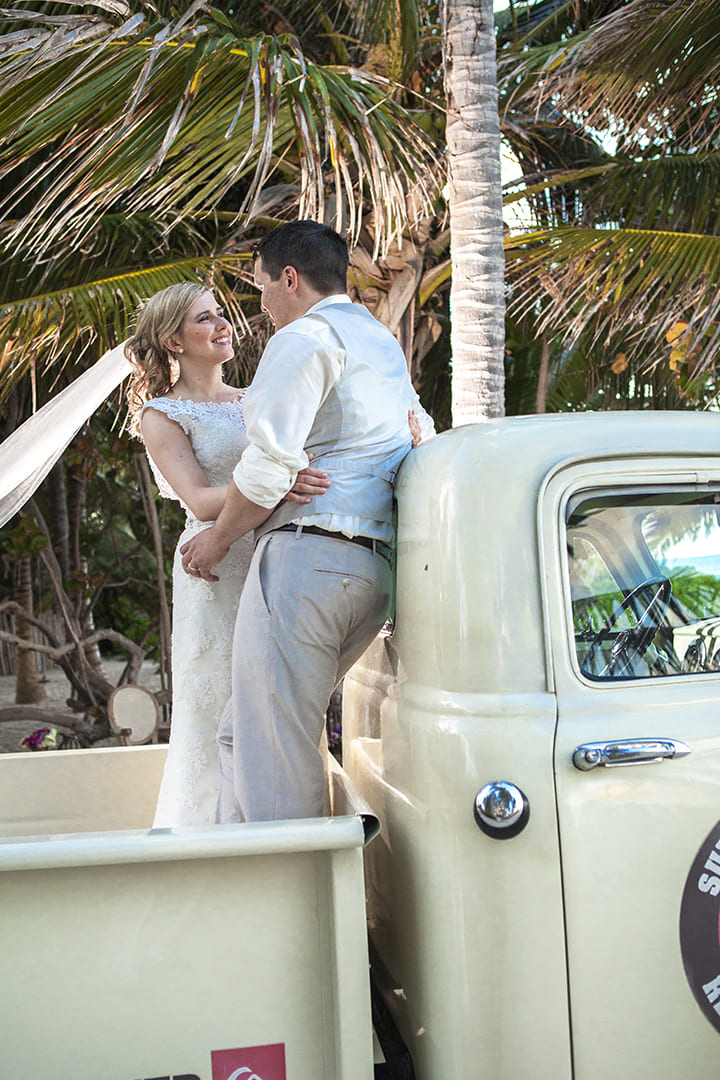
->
xmin=435 ymin=410 xmax=720 ymax=478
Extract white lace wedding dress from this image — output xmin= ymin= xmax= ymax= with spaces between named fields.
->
xmin=142 ymin=396 xmax=253 ymax=827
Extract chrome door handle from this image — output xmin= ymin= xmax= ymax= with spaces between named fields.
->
xmin=572 ymin=738 xmax=692 ymax=771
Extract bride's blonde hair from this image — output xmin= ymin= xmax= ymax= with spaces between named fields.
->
xmin=125 ymin=281 xmax=208 ymax=436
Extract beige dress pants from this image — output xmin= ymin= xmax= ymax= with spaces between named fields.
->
xmin=215 ymin=527 xmax=392 ymax=822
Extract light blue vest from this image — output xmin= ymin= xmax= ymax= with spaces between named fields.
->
xmin=257 ymin=302 xmax=414 ymax=538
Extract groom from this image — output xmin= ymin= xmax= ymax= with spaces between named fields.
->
xmin=181 ymin=220 xmax=434 ymax=822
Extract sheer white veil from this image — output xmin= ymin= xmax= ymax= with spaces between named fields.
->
xmin=0 ymin=343 xmax=132 ymax=529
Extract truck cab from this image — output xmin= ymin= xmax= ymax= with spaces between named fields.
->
xmin=343 ymin=411 xmax=720 ymax=1080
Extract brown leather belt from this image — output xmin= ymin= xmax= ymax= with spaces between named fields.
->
xmin=275 ymin=524 xmax=392 ymax=563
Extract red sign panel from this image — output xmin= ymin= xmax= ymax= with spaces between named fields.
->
xmin=211 ymin=1044 xmax=286 ymax=1080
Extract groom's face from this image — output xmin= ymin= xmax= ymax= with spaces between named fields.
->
xmin=254 ymin=256 xmax=296 ymax=330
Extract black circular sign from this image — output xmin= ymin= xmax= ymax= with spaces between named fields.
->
xmin=680 ymin=818 xmax=720 ymax=1034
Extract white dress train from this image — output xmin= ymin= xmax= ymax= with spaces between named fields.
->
xmin=142 ymin=396 xmax=252 ymax=827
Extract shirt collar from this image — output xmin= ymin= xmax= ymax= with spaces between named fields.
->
xmin=306 ymin=294 xmax=352 ymax=314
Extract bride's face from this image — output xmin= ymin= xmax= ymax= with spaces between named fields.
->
xmin=171 ymin=291 xmax=235 ymax=363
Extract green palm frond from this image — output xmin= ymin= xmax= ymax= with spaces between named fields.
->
xmin=498 ymin=26 xmax=590 ymax=109
xmin=495 ymin=0 xmax=619 ymax=51
xmin=506 ymin=225 xmax=720 ymax=374
xmin=504 ymin=150 xmax=720 ymax=236
xmin=0 ymin=5 xmax=441 ymax=258
xmin=581 ymin=152 xmax=720 ymax=236
xmin=0 ymin=252 xmax=256 ymax=398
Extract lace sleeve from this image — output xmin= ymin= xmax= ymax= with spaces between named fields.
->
xmin=142 ymin=398 xmax=193 ymax=438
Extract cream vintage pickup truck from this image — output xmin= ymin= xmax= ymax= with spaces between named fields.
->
xmin=342 ymin=410 xmax=720 ymax=1080
xmin=2 ymin=411 xmax=720 ymax=1080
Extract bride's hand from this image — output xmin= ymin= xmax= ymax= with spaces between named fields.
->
xmin=286 ymin=454 xmax=331 ymax=504
xmin=409 ymin=409 xmax=423 ymax=449
xmin=180 ymin=525 xmax=228 ymax=582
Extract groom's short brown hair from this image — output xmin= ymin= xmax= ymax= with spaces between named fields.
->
xmin=254 ymin=220 xmax=349 ymax=294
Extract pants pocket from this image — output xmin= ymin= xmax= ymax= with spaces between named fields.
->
xmin=312 ymin=567 xmax=375 ymax=590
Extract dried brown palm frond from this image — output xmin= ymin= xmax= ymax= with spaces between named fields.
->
xmin=506 ymin=224 xmax=720 ymax=376
xmin=510 ymin=0 xmax=720 ymax=153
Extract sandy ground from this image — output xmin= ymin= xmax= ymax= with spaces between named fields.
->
xmin=0 ymin=660 xmax=163 ymax=753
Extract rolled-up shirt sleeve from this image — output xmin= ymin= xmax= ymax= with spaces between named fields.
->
xmin=233 ymin=327 xmax=344 ymax=508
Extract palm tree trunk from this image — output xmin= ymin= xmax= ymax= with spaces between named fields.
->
xmin=135 ymin=454 xmax=172 ymax=696
xmin=441 ymin=0 xmax=506 ymax=423
xmin=14 ymin=555 xmax=47 ymax=704
xmin=536 ymin=338 xmax=551 ymax=414
xmin=67 ymin=463 xmax=105 ymax=677
xmin=47 ymin=461 xmax=70 ymax=582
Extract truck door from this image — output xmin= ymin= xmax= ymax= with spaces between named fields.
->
xmin=544 ymin=465 xmax=720 ymax=1080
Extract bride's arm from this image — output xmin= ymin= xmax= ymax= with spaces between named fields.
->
xmin=141 ymin=407 xmax=226 ymax=521
xmin=140 ymin=408 xmax=329 ymax=522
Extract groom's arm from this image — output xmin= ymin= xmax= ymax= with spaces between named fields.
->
xmin=180 ymin=482 xmax=271 ymax=582
xmin=182 ymin=327 xmax=341 ymax=581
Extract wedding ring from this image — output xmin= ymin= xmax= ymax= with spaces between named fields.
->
xmin=189 ymin=564 xmax=199 ymax=571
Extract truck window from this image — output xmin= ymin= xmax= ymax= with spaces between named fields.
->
xmin=566 ymin=490 xmax=720 ymax=680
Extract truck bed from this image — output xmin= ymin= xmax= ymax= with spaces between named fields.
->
xmin=0 ymin=746 xmax=378 ymax=1080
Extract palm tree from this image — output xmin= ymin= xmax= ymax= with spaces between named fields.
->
xmin=497 ymin=0 xmax=720 ymax=406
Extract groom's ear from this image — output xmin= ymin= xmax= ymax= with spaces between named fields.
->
xmin=283 ymin=265 xmax=299 ymax=293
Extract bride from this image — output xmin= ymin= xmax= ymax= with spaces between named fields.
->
xmin=125 ymin=282 xmax=329 ymax=827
